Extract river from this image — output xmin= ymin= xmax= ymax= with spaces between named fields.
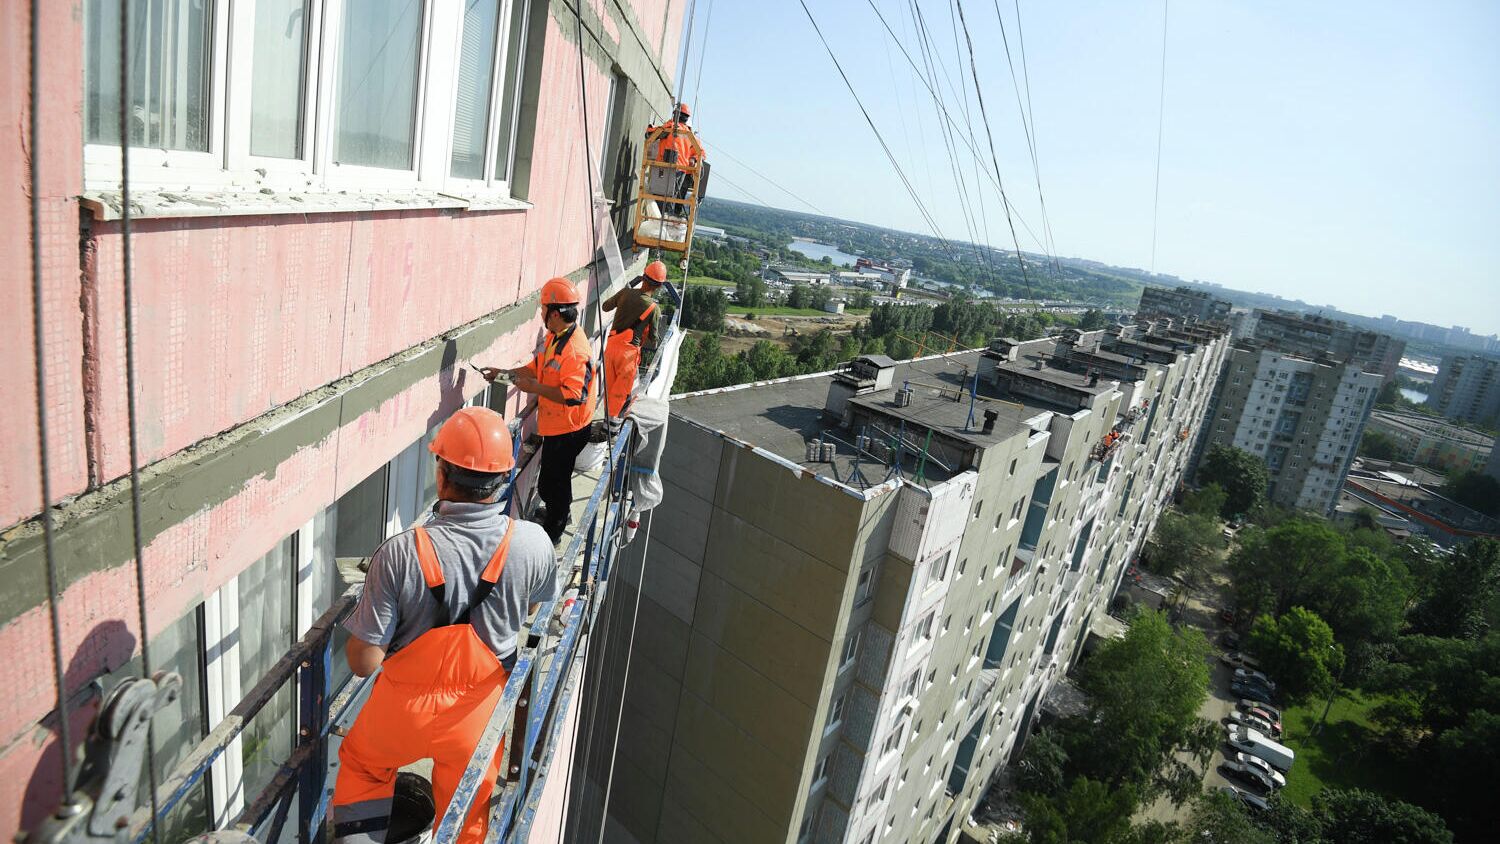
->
xmin=1400 ymin=388 xmax=1428 ymax=405
xmin=788 ymin=238 xmax=858 ymax=267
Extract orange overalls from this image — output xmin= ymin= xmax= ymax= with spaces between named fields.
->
xmin=604 ymin=301 xmax=657 ymax=419
xmin=332 ymin=521 xmax=516 ymax=844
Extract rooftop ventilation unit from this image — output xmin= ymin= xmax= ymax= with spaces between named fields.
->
xmin=826 ymin=354 xmax=900 ymax=424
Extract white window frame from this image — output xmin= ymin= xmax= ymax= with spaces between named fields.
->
xmin=84 ymin=0 xmax=534 ymax=201
xmin=840 ymin=630 xmax=861 ymax=671
xmin=826 ymin=693 xmax=846 ymax=733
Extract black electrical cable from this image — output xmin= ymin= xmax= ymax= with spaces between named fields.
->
xmin=118 ymin=2 xmax=162 ymax=840
xmin=29 ymin=0 xmax=79 ymax=812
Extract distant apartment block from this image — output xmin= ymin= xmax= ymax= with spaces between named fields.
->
xmin=1428 ymin=354 xmax=1500 ymax=427
xmin=1365 ymin=410 xmax=1495 ymax=475
xmin=1136 ymin=285 xmax=1232 ymax=324
xmin=1201 ymin=346 xmax=1381 ymax=515
xmin=1240 ymin=310 xmax=1405 ymax=379
xmin=575 ymin=323 xmax=1231 ymax=843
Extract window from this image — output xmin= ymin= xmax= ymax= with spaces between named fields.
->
xmin=827 ymin=694 xmax=846 ymax=730
xmin=927 ymin=551 xmax=950 ymax=586
xmin=881 ymin=725 xmax=904 ymax=756
xmin=1009 ymin=458 xmax=1018 ymax=475
xmin=914 ymin=613 xmax=935 ymax=643
xmin=841 ymin=631 xmax=861 ymax=669
xmin=857 ymin=564 xmax=878 ymax=605
xmin=902 ymin=670 xmax=920 ymax=699
xmin=812 ymin=753 xmax=831 ymax=786
xmin=83 ymin=0 xmax=536 ymax=196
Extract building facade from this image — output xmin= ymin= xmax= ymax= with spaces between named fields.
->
xmin=1428 ymin=354 xmax=1500 ymax=427
xmin=1365 ymin=410 xmax=1495 ymax=475
xmin=1 ymin=0 xmax=686 ymax=837
xmin=1136 ymin=285 xmax=1232 ymax=324
xmin=1200 ymin=346 xmax=1381 ymax=515
xmin=575 ymin=323 xmax=1230 ymax=843
xmin=1241 ymin=310 xmax=1405 ymax=379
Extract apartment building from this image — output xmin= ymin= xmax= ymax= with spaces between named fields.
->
xmin=1428 ymin=354 xmax=1500 ymax=427
xmin=1136 ymin=285 xmax=1232 ymax=325
xmin=1 ymin=0 xmax=685 ymax=838
xmin=1365 ymin=410 xmax=1494 ymax=475
xmin=1240 ymin=310 xmax=1405 ymax=380
xmin=573 ymin=323 xmax=1230 ymax=843
xmin=1199 ymin=345 xmax=1382 ymax=515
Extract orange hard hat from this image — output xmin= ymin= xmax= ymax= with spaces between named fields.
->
xmin=675 ymin=103 xmax=691 ymax=118
xmin=540 ymin=277 xmax=581 ymax=306
xmin=645 ymin=260 xmax=668 ymax=283
xmin=430 ymin=406 xmax=515 ymax=474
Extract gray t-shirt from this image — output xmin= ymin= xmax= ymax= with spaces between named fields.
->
xmin=345 ymin=501 xmax=559 ymax=658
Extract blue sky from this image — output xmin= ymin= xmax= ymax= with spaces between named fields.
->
xmin=680 ymin=0 xmax=1500 ymax=333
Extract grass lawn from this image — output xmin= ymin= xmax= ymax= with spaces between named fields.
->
xmin=685 ymin=275 xmax=735 ymax=288
xmin=1277 ymin=689 xmax=1417 ymax=807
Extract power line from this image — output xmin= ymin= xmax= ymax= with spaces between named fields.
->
xmin=991 ymin=0 xmax=1061 ymax=277
xmin=707 ymin=143 xmax=827 ymax=215
xmin=1151 ymin=0 xmax=1170 ymax=272
xmin=950 ymin=0 xmax=1036 ymax=300
xmin=710 ymin=170 xmax=776 ymax=209
xmin=796 ymin=0 xmax=958 ymax=260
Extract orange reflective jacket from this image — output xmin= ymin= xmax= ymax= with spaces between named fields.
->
xmin=648 ymin=120 xmax=699 ymax=167
xmin=527 ymin=325 xmax=596 ymax=436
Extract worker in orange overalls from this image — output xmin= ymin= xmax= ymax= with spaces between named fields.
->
xmin=483 ymin=277 xmax=597 ymax=544
xmin=646 ymin=103 xmax=700 ymax=215
xmin=601 ymin=260 xmax=678 ymax=427
xmin=333 ymin=407 xmax=558 ymax=844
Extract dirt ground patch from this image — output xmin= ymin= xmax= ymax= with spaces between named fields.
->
xmin=720 ymin=312 xmax=867 ymax=355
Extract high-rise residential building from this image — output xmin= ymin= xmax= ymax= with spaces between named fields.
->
xmin=1 ymin=1 xmax=687 ymax=838
xmin=1199 ymin=345 xmax=1382 ymax=515
xmin=573 ymin=323 xmax=1231 ymax=844
xmin=1137 ymin=285 xmax=1233 ymax=324
xmin=1242 ymin=310 xmax=1406 ymax=379
xmin=1428 ymin=354 xmax=1500 ymax=427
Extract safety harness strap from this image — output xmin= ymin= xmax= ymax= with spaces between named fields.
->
xmin=412 ymin=526 xmax=451 ymax=627
xmin=457 ymin=519 xmax=516 ymax=625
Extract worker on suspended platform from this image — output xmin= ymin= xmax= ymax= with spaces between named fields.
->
xmin=482 ymin=277 xmax=597 ymax=544
xmin=333 ymin=407 xmax=558 ymax=844
xmin=601 ymin=259 xmax=679 ymax=429
xmin=646 ymin=103 xmax=700 ymax=216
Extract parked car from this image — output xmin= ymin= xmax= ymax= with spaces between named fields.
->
xmin=1238 ymin=700 xmax=1283 ymax=722
xmin=1222 ymin=528 xmax=1236 ymax=541
xmin=1218 ymin=784 xmax=1269 ymax=812
xmin=1220 ymin=651 xmax=1262 ymax=670
xmin=1225 ymin=725 xmax=1296 ymax=772
xmin=1234 ymin=752 xmax=1287 ymax=789
xmin=1246 ymin=706 xmax=1283 ymax=736
xmin=1225 ymin=710 xmax=1280 ymax=738
xmin=1219 ymin=630 xmax=1241 ymax=650
xmin=1232 ymin=681 xmax=1275 ymax=705
xmin=1234 ymin=667 xmax=1276 ymax=688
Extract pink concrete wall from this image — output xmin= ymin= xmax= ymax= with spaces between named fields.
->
xmin=0 ymin=0 xmax=686 ymax=834
xmin=0 ymin=0 xmax=88 ymax=528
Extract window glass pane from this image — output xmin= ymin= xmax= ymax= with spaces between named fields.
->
xmin=103 ymin=608 xmax=209 ymax=839
xmin=238 ymin=538 xmax=296 ymax=805
xmin=493 ymin=0 xmax=531 ymax=182
xmin=84 ymin=0 xmax=214 ymax=151
xmin=249 ymin=0 xmax=308 ymax=158
xmin=451 ymin=0 xmax=501 ymax=179
xmin=335 ymin=0 xmax=422 ymax=169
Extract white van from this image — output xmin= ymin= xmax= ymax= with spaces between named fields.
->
xmin=1225 ymin=725 xmax=1295 ymax=772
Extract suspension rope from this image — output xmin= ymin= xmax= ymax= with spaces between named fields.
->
xmin=118 ymin=2 xmax=162 ymax=840
xmin=29 ymin=0 xmax=80 ymax=812
xmin=1150 ymin=0 xmax=1170 ymax=272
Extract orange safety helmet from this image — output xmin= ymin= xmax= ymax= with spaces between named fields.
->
xmin=430 ymin=406 xmax=515 ymax=475
xmin=644 ymin=260 xmax=668 ymax=283
xmin=674 ymin=103 xmax=691 ymax=118
xmin=540 ymin=277 xmax=581 ymax=306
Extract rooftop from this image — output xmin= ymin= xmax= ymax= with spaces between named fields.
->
xmin=1370 ymin=409 xmax=1495 ymax=448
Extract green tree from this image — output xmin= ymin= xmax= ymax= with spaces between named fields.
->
xmin=1064 ymin=611 xmax=1216 ymax=803
xmin=1198 ymin=445 xmax=1269 ymax=518
xmin=1018 ymin=778 xmax=1140 ymax=844
xmin=1143 ymin=510 xmax=1222 ymax=584
xmin=1359 ymin=429 xmax=1403 ymax=461
xmin=1407 ymin=539 xmax=1500 ymax=639
xmin=787 ymin=283 xmax=809 ymax=309
xmin=1016 ymin=728 xmax=1068 ymax=795
xmin=1246 ymin=607 xmax=1343 ymax=701
xmin=810 ymin=284 xmax=834 ymax=310
xmin=1079 ymin=308 xmax=1111 ymax=330
xmin=1184 ymin=791 xmax=1275 ymax=844
xmin=1310 ymin=789 xmax=1453 ymax=844
xmin=1445 ymin=471 xmax=1500 ymax=517
xmin=850 ymin=290 xmax=875 ymax=309
xmin=1181 ymin=484 xmax=1228 ymax=519
xmin=682 ymin=286 xmax=727 ymax=332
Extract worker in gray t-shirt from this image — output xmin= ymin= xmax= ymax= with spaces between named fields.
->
xmin=334 ymin=407 xmax=558 ymax=844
